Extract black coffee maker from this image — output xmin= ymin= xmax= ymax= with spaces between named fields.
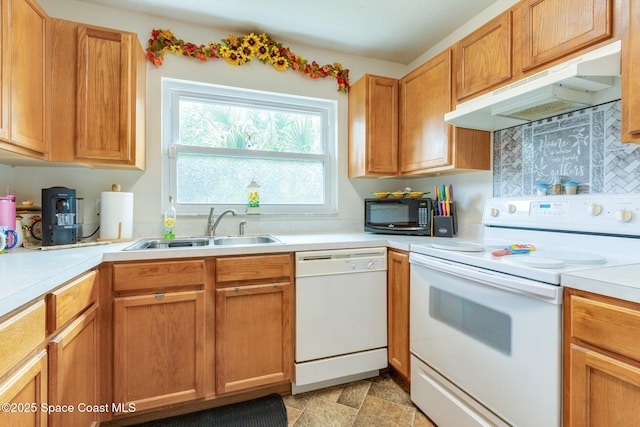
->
xmin=42 ymin=187 xmax=78 ymax=246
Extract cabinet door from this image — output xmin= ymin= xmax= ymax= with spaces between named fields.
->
xmin=520 ymin=0 xmax=612 ymax=71
xmin=76 ymin=25 xmax=145 ymax=168
xmin=348 ymin=74 xmax=399 ymax=177
xmin=399 ymin=50 xmax=452 ymax=173
xmin=0 ymin=300 xmax=46 ymax=380
xmin=0 ymin=0 xmax=8 ymax=141
xmin=0 ymin=350 xmax=47 ymax=427
xmin=0 ymin=0 xmax=49 ymax=157
xmin=567 ymin=343 xmax=640 ymax=426
xmin=622 ymin=0 xmax=640 ymax=143
xmin=215 ymin=282 xmax=293 ymax=394
xmin=455 ymin=11 xmax=512 ymax=101
xmin=48 ymin=305 xmax=99 ymax=427
xmin=113 ymin=290 xmax=205 ymax=413
xmin=387 ymin=250 xmax=410 ymax=382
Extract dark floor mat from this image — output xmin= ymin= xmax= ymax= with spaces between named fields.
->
xmin=133 ymin=393 xmax=288 ymax=427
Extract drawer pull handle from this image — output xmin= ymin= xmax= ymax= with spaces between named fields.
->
xmin=155 ymin=293 xmax=165 ymax=300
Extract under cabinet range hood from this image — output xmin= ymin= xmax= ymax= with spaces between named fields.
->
xmin=445 ymin=40 xmax=622 ymax=131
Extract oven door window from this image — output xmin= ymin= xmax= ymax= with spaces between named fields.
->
xmin=430 ymin=287 xmax=511 ymax=355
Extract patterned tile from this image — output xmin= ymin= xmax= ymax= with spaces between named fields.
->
xmin=493 ymin=100 xmax=640 ymax=196
xmin=352 ymin=396 xmax=415 ymax=427
xmin=337 ymin=380 xmax=371 ymax=409
xmin=291 ymin=396 xmax=358 ymax=427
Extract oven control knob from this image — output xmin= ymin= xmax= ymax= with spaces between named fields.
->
xmin=587 ymin=203 xmax=602 ymax=216
xmin=507 ymin=204 xmax=516 ymax=214
xmin=489 ymin=207 xmax=500 ymax=217
xmin=615 ymin=209 xmax=633 ymax=223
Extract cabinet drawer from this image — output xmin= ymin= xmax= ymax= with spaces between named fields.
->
xmin=570 ymin=295 xmax=640 ymax=361
xmin=47 ymin=270 xmax=98 ymax=332
xmin=216 ymin=254 xmax=292 ymax=284
xmin=113 ymin=260 xmax=206 ymax=292
xmin=0 ymin=301 xmax=46 ymax=379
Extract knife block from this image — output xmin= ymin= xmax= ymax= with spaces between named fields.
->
xmin=433 ymin=202 xmax=457 ymax=237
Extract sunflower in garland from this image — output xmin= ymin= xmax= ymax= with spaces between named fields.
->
xmin=242 ymin=32 xmax=262 ymax=54
xmin=270 ymin=53 xmax=290 ymax=71
xmin=227 ymin=49 xmax=246 ymax=66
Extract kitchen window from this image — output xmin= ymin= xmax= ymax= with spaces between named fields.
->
xmin=162 ymin=78 xmax=337 ymax=215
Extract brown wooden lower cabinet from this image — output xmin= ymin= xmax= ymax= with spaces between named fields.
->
xmin=215 ymin=282 xmax=293 ymax=394
xmin=387 ymin=249 xmax=410 ymax=382
xmin=564 ymin=288 xmax=640 ymax=426
xmin=0 ymin=350 xmax=48 ymax=427
xmin=113 ymin=290 xmax=206 ymax=413
xmin=48 ymin=304 xmax=100 ymax=427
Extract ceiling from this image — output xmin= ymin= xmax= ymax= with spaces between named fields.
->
xmin=78 ymin=0 xmax=499 ymax=64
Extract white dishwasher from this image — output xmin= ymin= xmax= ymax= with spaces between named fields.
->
xmin=293 ymin=247 xmax=388 ymax=394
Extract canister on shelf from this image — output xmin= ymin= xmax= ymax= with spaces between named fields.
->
xmin=535 ymin=183 xmax=548 ymax=196
xmin=552 ymin=178 xmax=562 ymax=195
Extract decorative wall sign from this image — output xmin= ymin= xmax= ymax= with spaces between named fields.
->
xmin=146 ymin=29 xmax=351 ymax=93
xmin=494 ymin=100 xmax=640 ymax=196
xmin=530 ymin=116 xmax=591 ymax=186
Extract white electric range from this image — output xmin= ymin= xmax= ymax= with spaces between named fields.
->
xmin=409 ymin=194 xmax=640 ymax=427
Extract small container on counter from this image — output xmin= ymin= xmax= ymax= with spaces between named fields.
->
xmin=0 ymin=195 xmax=16 ymax=228
xmin=552 ymin=178 xmax=562 ymax=195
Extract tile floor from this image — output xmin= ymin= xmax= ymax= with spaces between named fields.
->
xmin=283 ymin=373 xmax=437 ymax=427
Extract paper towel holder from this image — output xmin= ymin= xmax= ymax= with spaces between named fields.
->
xmin=97 ymin=184 xmax=134 ymax=243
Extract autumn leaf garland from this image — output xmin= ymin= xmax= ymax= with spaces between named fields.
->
xmin=146 ymin=29 xmax=350 ymax=93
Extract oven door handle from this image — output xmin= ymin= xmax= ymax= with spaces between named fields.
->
xmin=410 ymin=253 xmax=561 ymax=302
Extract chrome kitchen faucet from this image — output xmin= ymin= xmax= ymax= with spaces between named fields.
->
xmin=207 ymin=208 xmax=238 ymax=236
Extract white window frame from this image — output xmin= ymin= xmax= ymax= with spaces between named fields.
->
xmin=161 ymin=78 xmax=338 ymax=215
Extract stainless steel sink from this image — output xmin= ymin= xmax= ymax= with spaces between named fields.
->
xmin=212 ymin=235 xmax=282 ymax=246
xmin=123 ymin=237 xmax=211 ymax=251
xmin=122 ymin=235 xmax=282 ymax=251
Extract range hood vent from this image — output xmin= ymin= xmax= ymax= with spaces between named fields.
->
xmin=445 ymin=40 xmax=622 ymax=131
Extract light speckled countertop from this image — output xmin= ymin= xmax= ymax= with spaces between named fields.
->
xmin=7 ymin=230 xmax=638 ymax=319
xmin=562 ymin=264 xmax=640 ymax=303
xmin=2 ymin=233 xmax=446 ymax=317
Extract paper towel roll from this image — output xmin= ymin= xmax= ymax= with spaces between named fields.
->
xmin=99 ymin=191 xmax=134 ymax=241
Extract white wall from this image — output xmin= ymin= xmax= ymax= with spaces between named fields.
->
xmin=5 ymin=0 xmax=515 ymax=237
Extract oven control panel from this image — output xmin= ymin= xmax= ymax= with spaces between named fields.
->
xmin=483 ymin=194 xmax=640 ymax=236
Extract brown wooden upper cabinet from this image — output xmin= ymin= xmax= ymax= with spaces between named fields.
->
xmin=399 ymin=50 xmax=490 ymax=175
xmin=520 ymin=0 xmax=613 ymax=72
xmin=0 ymin=0 xmax=50 ymax=159
xmin=348 ymin=74 xmax=399 ymax=178
xmin=51 ymin=20 xmax=146 ymax=170
xmin=622 ymin=0 xmax=640 ymax=143
xmin=454 ymin=11 xmax=512 ymax=101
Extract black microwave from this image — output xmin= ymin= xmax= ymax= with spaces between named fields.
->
xmin=364 ymin=197 xmax=432 ymax=235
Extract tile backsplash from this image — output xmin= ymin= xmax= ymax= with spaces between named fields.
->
xmin=493 ymin=100 xmax=640 ymax=196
